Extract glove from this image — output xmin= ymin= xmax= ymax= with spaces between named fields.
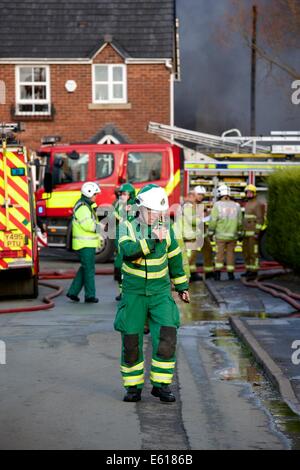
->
xmin=95 ymin=223 xmax=102 ymax=234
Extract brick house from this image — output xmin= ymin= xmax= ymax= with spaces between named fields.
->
xmin=0 ymin=0 xmax=179 ymax=150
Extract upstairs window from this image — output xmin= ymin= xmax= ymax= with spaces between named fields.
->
xmin=16 ymin=66 xmax=51 ymax=115
xmin=93 ymin=64 xmax=127 ymax=104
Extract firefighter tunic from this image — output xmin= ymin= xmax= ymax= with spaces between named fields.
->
xmin=114 ymin=217 xmax=189 ymax=390
xmin=243 ymin=198 xmax=265 ymax=273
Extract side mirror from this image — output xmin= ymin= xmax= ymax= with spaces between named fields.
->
xmin=44 ymin=172 xmax=53 ymax=194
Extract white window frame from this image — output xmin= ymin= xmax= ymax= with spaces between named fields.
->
xmin=92 ymin=64 xmax=127 ymax=104
xmin=15 ymin=65 xmax=51 ymax=115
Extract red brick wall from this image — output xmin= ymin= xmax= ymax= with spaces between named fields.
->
xmin=0 ymin=45 xmax=171 ymax=151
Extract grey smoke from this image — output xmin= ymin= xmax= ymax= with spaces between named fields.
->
xmin=175 ymin=0 xmax=300 ymax=135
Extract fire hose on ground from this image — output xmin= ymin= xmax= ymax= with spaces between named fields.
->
xmin=0 ymin=267 xmax=114 ymax=315
xmin=241 ymin=271 xmax=300 ymax=316
xmin=0 ymin=261 xmax=299 ymax=315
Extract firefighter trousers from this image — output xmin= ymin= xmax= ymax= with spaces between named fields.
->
xmin=215 ymin=240 xmax=237 ymax=272
xmin=187 ymin=238 xmax=214 ymax=274
xmin=114 ymin=292 xmax=180 ymax=389
xmin=243 ymin=236 xmax=259 ymax=272
xmin=67 ymin=247 xmax=96 ymax=299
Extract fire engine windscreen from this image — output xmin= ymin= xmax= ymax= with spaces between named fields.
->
xmin=127 ymin=152 xmax=162 ymax=184
xmin=53 ymin=152 xmax=89 ymax=184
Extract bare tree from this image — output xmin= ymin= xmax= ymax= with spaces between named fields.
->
xmin=220 ymin=0 xmax=300 ymax=80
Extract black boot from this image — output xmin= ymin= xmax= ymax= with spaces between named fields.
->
xmin=205 ymin=272 xmax=215 ymax=280
xmin=228 ymin=272 xmax=235 ymax=281
xmin=241 ymin=271 xmax=251 ymax=278
xmin=115 ymin=294 xmax=122 ymax=301
xmin=246 ymin=271 xmax=258 ymax=281
xmin=190 ymin=272 xmax=203 ymax=282
xmin=214 ymin=271 xmax=221 ymax=281
xmin=85 ymin=297 xmax=99 ymax=303
xmin=123 ymin=386 xmax=142 ymax=402
xmin=66 ymin=294 xmax=80 ymax=302
xmin=151 ymin=385 xmax=176 ymax=403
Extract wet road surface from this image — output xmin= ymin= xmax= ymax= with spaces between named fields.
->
xmin=0 ymin=256 xmax=300 ymax=449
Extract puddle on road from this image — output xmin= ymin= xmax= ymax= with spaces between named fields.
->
xmin=212 ymin=327 xmax=300 ymax=450
xmin=179 ymin=283 xmax=300 ymax=450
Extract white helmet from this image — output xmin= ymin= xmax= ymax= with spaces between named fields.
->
xmin=81 ymin=182 xmax=101 ymax=199
xmin=194 ymin=185 xmax=206 ymax=195
xmin=136 ymin=184 xmax=169 ymax=212
xmin=218 ymin=184 xmax=231 ymax=198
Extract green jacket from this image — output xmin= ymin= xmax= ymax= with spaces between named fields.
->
xmin=208 ymin=200 xmax=242 ymax=241
xmin=72 ymin=196 xmax=100 ymax=250
xmin=119 ymin=218 xmax=189 ymax=295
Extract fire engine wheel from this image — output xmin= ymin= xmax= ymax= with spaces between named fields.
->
xmin=95 ymin=237 xmax=115 ymax=263
xmin=0 ymin=270 xmax=39 ymax=299
xmin=18 ymin=275 xmax=39 ymax=299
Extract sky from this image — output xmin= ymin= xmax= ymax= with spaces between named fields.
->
xmin=174 ymin=0 xmax=300 ymax=136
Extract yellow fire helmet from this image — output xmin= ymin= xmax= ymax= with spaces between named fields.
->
xmin=245 ymin=184 xmax=257 ymax=194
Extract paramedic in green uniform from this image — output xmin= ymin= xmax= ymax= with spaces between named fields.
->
xmin=113 ymin=183 xmax=136 ymax=301
xmin=114 ymin=184 xmax=190 ymax=403
xmin=67 ymin=182 xmax=101 ymax=303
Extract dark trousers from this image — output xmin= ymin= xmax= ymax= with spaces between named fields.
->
xmin=68 ymin=248 xmax=96 ymax=299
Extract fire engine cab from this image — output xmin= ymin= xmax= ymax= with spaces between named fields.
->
xmin=36 ymin=142 xmax=181 ymax=262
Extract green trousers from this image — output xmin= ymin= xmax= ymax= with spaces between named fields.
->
xmin=68 ymin=247 xmax=96 ymax=299
xmin=114 ymin=292 xmax=180 ymax=389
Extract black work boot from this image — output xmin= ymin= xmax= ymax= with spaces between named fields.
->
xmin=205 ymin=272 xmax=215 ymax=280
xmin=190 ymin=272 xmax=203 ymax=282
xmin=66 ymin=294 xmax=80 ymax=302
xmin=123 ymin=387 xmax=142 ymax=402
xmin=151 ymin=385 xmax=176 ymax=403
xmin=246 ymin=271 xmax=258 ymax=281
xmin=85 ymin=297 xmax=99 ymax=303
xmin=214 ymin=271 xmax=221 ymax=281
xmin=241 ymin=271 xmax=251 ymax=278
xmin=115 ymin=294 xmax=122 ymax=301
xmin=228 ymin=272 xmax=235 ymax=281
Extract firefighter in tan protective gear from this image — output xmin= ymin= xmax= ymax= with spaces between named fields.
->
xmin=208 ymin=184 xmax=243 ymax=281
xmin=242 ymin=184 xmax=265 ymax=281
xmin=183 ymin=186 xmax=214 ymax=282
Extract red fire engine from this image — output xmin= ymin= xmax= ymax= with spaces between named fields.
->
xmin=35 ymin=142 xmax=181 ymax=262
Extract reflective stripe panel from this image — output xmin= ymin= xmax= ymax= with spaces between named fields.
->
xmin=152 ymin=360 xmax=175 ymax=369
xmin=227 ymin=265 xmax=235 ymax=272
xmin=215 ymin=263 xmax=224 ymax=269
xmin=204 ymin=267 xmax=214 ymax=273
xmin=125 ymin=221 xmax=136 ymax=242
xmin=147 ymin=255 xmax=167 ymax=266
xmin=245 ymin=231 xmax=255 ymax=237
xmin=166 ymin=231 xmax=171 ymax=248
xmin=123 ymin=264 xmax=146 ymax=278
xmin=119 ymin=235 xmax=134 ymax=244
xmin=150 ymin=372 xmax=173 ymax=384
xmin=140 ymin=239 xmax=150 ymax=256
xmin=73 ymin=235 xmax=99 ymax=241
xmin=123 ymin=374 xmax=144 ymax=387
xmin=244 ymin=214 xmax=256 ymax=219
xmin=121 ymin=361 xmax=144 ymax=374
xmin=132 ymin=254 xmax=167 ymax=267
xmin=147 ymin=267 xmax=169 ymax=279
xmin=256 ymin=224 xmax=262 ymax=230
xmin=172 ymin=275 xmax=188 ymax=285
xmin=168 ymin=246 xmax=181 ymax=259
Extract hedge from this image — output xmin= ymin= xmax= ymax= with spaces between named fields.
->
xmin=266 ymin=167 xmax=300 ymax=272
